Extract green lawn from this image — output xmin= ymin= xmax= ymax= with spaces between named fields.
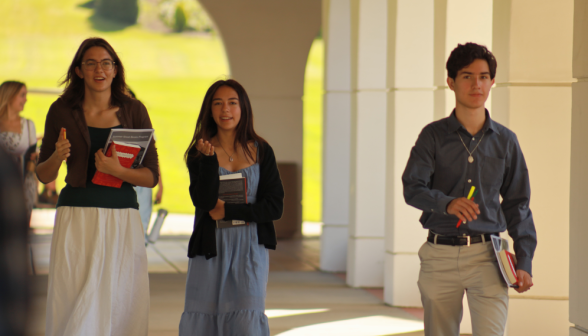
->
xmin=0 ymin=0 xmax=323 ymax=222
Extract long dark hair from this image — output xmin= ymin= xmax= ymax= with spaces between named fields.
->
xmin=60 ymin=37 xmax=130 ymax=108
xmin=185 ymin=79 xmax=266 ymax=164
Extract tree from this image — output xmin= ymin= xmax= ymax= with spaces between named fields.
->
xmin=95 ymin=0 xmax=139 ymax=25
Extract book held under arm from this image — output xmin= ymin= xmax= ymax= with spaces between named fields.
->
xmin=91 ymin=128 xmax=154 ymax=188
xmin=216 ymin=173 xmax=247 ymax=229
xmin=491 ymin=235 xmax=519 ymax=288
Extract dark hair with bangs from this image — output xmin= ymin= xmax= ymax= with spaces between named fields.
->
xmin=446 ymin=42 xmax=497 ymax=80
xmin=185 ymin=79 xmax=266 ymax=164
xmin=60 ymin=37 xmax=130 ymax=108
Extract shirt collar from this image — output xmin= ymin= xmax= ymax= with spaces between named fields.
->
xmin=447 ymin=109 xmax=501 ymax=135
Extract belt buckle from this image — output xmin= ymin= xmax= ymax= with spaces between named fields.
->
xmin=462 ymin=234 xmax=470 ymax=247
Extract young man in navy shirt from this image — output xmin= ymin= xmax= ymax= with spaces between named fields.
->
xmin=402 ymin=43 xmax=536 ymax=335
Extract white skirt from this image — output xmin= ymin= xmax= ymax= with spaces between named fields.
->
xmin=45 ymin=207 xmax=149 ymax=336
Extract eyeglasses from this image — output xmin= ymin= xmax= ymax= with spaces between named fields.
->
xmin=81 ymin=60 xmax=116 ymax=71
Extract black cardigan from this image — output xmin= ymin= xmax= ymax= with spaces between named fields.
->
xmin=186 ymin=141 xmax=285 ymax=259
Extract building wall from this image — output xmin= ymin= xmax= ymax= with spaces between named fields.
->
xmin=492 ymin=1 xmax=573 ymax=334
xmin=570 ymin=0 xmax=588 ymax=334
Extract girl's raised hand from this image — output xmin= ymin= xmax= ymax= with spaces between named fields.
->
xmin=196 ymin=139 xmax=215 ymax=156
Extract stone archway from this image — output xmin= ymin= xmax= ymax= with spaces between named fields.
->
xmin=199 ymin=0 xmax=322 ymax=236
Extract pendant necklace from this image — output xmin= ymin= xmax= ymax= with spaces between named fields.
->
xmin=218 ymin=140 xmax=235 ymax=162
xmin=457 ymin=130 xmax=485 ymax=163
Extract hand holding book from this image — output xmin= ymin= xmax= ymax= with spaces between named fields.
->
xmin=93 ymin=142 xmax=142 ymax=188
xmin=514 ymin=269 xmax=533 ymax=293
xmin=491 ymin=235 xmax=533 ymax=292
xmin=210 ymin=199 xmax=225 ymax=220
xmin=215 ymin=173 xmax=247 ymax=228
xmin=91 ymin=128 xmax=154 ymax=188
xmin=94 ymin=143 xmax=125 ymax=177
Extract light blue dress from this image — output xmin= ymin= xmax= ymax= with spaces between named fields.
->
xmin=179 ymin=160 xmax=270 ymax=336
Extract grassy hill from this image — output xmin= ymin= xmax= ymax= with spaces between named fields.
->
xmin=0 ymin=0 xmax=323 ymax=221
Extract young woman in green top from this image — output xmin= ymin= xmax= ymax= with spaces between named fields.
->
xmin=37 ymin=37 xmax=159 ymax=336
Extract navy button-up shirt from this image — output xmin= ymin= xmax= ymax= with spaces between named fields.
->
xmin=402 ymin=110 xmax=537 ymax=275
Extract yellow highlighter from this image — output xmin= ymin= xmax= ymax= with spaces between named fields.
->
xmin=456 ymin=186 xmax=476 ymax=228
xmin=61 ymin=127 xmax=67 ymax=162
xmin=466 ymin=186 xmax=475 ymax=200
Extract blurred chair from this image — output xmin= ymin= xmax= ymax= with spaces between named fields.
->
xmin=147 ymin=208 xmax=169 ymax=245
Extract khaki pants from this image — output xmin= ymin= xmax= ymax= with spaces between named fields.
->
xmin=418 ymin=241 xmax=508 ymax=336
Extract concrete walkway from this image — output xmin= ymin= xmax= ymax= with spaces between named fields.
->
xmin=27 ymin=209 xmax=427 ymax=336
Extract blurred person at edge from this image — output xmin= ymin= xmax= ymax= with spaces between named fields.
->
xmin=36 ymin=37 xmax=159 ymax=336
xmin=0 ymin=146 xmax=29 ymax=336
xmin=0 ymin=81 xmax=38 ymax=223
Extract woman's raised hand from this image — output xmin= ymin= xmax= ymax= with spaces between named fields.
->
xmin=52 ymin=128 xmax=71 ymax=162
xmin=196 ymin=139 xmax=215 ymax=156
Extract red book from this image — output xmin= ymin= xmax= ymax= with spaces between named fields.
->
xmin=499 ymin=250 xmax=519 ymax=285
xmin=92 ymin=141 xmax=141 ymax=188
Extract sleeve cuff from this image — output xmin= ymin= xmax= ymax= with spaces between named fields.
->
xmin=149 ymin=168 xmax=159 ymax=188
xmin=438 ymin=196 xmax=455 ymax=215
xmin=224 ymin=203 xmax=236 ymax=220
xmin=516 ymin=256 xmax=533 ymax=277
xmin=224 ymin=203 xmax=244 ymax=220
xmin=201 ymin=153 xmax=218 ymax=165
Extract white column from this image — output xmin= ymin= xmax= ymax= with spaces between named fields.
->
xmin=439 ymin=0 xmax=493 ymax=118
xmin=347 ymin=0 xmax=387 ymax=287
xmin=570 ymin=1 xmax=588 ymax=334
xmin=492 ymin=1 xmax=573 ymax=335
xmin=320 ymin=0 xmax=353 ymax=272
xmin=383 ymin=0 xmax=435 ymax=307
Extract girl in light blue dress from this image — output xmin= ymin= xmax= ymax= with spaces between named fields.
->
xmin=180 ymin=79 xmax=284 ymax=335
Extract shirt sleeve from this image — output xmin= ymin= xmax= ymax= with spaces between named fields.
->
xmin=402 ymin=126 xmax=455 ymax=220
xmin=187 ymin=152 xmax=220 ymax=212
xmin=501 ymin=135 xmax=537 ymax=276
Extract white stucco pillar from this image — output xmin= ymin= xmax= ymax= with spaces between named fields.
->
xmin=492 ymin=1 xmax=573 ymax=335
xmin=346 ymin=0 xmax=388 ymax=287
xmin=320 ymin=0 xmax=354 ymax=272
xmin=435 ymin=0 xmax=493 ymax=119
xmin=383 ymin=0 xmax=435 ymax=306
xmin=570 ymin=1 xmax=588 ymax=334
